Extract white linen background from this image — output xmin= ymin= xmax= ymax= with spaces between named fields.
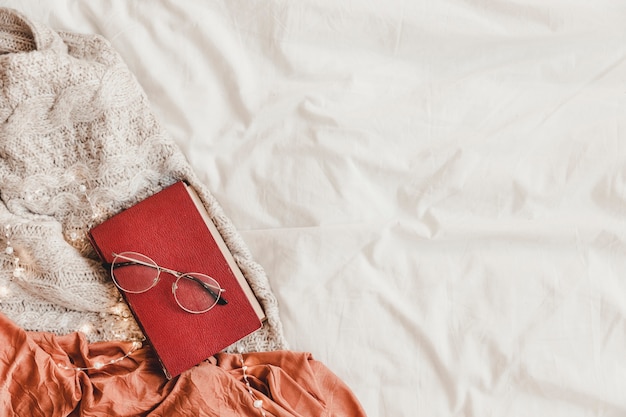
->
xmin=3 ymin=1 xmax=626 ymax=416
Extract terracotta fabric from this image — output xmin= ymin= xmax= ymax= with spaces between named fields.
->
xmin=0 ymin=313 xmax=366 ymax=416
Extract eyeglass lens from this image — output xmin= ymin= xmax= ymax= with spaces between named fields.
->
xmin=111 ymin=252 xmax=159 ymax=293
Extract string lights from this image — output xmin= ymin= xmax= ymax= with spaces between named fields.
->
xmin=240 ymin=354 xmax=267 ymax=416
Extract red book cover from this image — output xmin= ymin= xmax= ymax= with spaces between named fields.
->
xmin=88 ymin=181 xmax=263 ymax=378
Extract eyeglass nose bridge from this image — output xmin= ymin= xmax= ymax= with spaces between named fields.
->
xmin=158 ymin=267 xmax=201 ymax=296
xmin=159 ymin=265 xmax=184 ymax=279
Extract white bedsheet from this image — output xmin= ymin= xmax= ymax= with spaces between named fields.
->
xmin=4 ymin=1 xmax=626 ymax=415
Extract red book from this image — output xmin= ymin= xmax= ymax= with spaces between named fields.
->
xmin=89 ymin=181 xmax=264 ymax=379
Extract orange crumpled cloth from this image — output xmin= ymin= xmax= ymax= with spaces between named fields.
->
xmin=0 ymin=313 xmax=366 ymax=416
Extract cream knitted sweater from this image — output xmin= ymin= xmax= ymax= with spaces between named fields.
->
xmin=0 ymin=8 xmax=287 ymax=353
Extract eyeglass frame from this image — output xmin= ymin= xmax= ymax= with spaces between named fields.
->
xmin=104 ymin=251 xmax=228 ymax=314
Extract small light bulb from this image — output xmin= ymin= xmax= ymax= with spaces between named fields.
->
xmin=0 ymin=286 xmax=10 ymax=298
xmin=80 ymin=323 xmax=93 ymax=334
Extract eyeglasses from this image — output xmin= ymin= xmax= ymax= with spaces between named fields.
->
xmin=107 ymin=251 xmax=228 ymax=314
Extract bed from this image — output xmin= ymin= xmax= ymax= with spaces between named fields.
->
xmin=2 ymin=1 xmax=626 ymax=415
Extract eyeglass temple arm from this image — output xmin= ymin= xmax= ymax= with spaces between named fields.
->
xmin=179 ymin=274 xmax=228 ymax=305
xmin=103 ymin=260 xmax=228 ymax=305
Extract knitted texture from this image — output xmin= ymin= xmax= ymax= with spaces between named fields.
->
xmin=0 ymin=8 xmax=287 ymax=353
